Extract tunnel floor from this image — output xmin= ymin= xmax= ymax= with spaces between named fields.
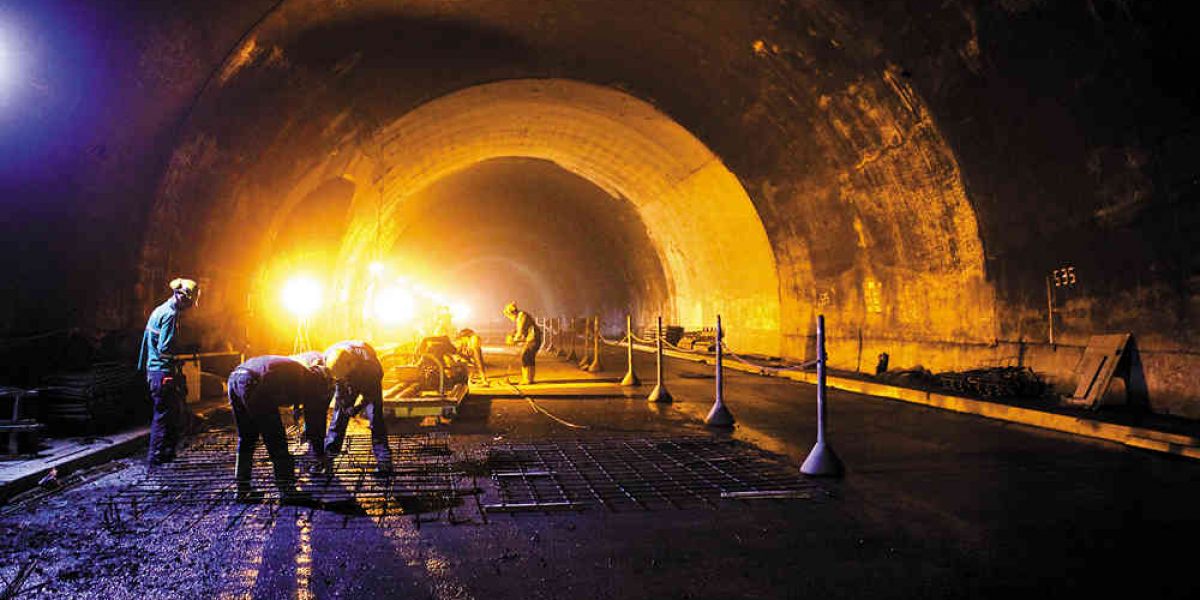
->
xmin=2 ymin=347 xmax=1198 ymax=598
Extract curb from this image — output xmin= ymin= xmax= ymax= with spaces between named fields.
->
xmin=0 ymin=428 xmax=149 ymax=504
xmin=0 ymin=402 xmax=231 ymax=504
xmin=616 ymin=341 xmax=1200 ymax=460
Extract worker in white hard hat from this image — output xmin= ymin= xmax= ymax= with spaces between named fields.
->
xmin=136 ymin=278 xmax=200 ymax=465
xmin=502 ymin=301 xmax=542 ymax=385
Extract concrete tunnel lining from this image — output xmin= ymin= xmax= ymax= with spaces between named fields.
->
xmin=381 ymin=157 xmax=670 ymax=325
xmin=335 ymin=78 xmax=783 ymax=355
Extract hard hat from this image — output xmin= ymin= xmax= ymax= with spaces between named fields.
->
xmin=169 ymin=278 xmax=200 ymax=303
xmin=169 ymin=276 xmax=199 ymax=304
xmin=502 ymin=301 xmax=518 ymax=316
xmin=324 ymin=346 xmax=354 ymax=380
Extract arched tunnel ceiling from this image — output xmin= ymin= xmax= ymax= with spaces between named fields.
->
xmin=2 ymin=0 xmax=1197 ymax=411
xmin=144 ymin=1 xmax=995 ymax=357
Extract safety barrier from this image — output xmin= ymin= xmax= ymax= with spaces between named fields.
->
xmin=646 ymin=315 xmax=672 ymax=403
xmin=585 ymin=315 xmax=603 ymax=373
xmin=800 ymin=315 xmax=843 ymax=477
xmin=703 ymin=315 xmax=735 ymax=427
xmin=536 ymin=311 xmax=844 ymax=475
xmin=619 ymin=314 xmax=640 ymax=387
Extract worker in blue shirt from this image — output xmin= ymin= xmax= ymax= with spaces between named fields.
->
xmin=136 ymin=278 xmax=199 ymax=465
xmin=322 ymin=340 xmax=393 ymax=474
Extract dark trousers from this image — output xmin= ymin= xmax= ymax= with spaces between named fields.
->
xmin=324 ymin=380 xmax=391 ymax=465
xmin=227 ymin=371 xmax=295 ymax=490
xmin=147 ymin=370 xmax=186 ymax=462
xmin=520 ymin=337 xmax=542 ymax=367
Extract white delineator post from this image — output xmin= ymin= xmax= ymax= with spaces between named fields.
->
xmin=647 ymin=315 xmax=673 ymax=403
xmin=586 ymin=315 xmax=603 ymax=373
xmin=704 ymin=314 xmax=735 ymax=427
xmin=801 ymin=314 xmax=844 ymax=477
xmin=620 ymin=314 xmax=640 ymax=386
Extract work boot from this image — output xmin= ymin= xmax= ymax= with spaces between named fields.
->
xmin=374 ymin=457 xmax=394 ymax=477
xmin=236 ymin=485 xmax=264 ymax=504
xmin=520 ymin=366 xmax=536 ymax=385
xmin=148 ymin=451 xmax=174 ymax=466
xmin=279 ymin=487 xmax=319 ymax=507
xmin=373 ymin=443 xmax=394 ymax=476
xmin=307 ymin=456 xmax=332 ymax=476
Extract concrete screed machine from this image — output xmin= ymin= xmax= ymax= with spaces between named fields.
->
xmin=377 ymin=336 xmax=474 ymax=421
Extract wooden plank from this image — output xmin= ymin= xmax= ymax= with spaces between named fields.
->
xmin=1067 ymin=333 xmax=1131 ymax=409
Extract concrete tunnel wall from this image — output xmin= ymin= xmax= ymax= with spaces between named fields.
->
xmin=1 ymin=1 xmax=1197 ymax=415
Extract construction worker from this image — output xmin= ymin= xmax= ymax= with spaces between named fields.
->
xmin=503 ymin=302 xmax=542 ymax=385
xmin=432 ymin=305 xmax=455 ymax=338
xmin=226 ymin=355 xmax=330 ymax=503
xmin=136 ymin=278 xmax=199 ymax=465
xmin=322 ymin=340 xmax=393 ymax=474
xmin=454 ymin=328 xmax=488 ymax=385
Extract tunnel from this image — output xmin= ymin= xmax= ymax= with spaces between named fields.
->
xmin=1 ymin=1 xmax=1197 ymax=412
xmin=4 ymin=2 xmax=1200 ymax=598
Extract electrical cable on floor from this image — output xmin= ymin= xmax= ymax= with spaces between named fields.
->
xmin=507 ymin=382 xmax=591 ymax=430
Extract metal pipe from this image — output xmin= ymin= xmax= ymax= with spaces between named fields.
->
xmin=1046 ymin=275 xmax=1055 ymax=345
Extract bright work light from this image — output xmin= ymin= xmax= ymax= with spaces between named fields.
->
xmin=282 ymin=275 xmax=323 ymax=319
xmin=373 ymin=284 xmax=415 ymax=325
xmin=450 ymin=301 xmax=471 ymax=323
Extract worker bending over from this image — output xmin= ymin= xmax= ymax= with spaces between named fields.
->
xmin=226 ymin=355 xmax=330 ymax=502
xmin=503 ymin=302 xmax=542 ymax=385
xmin=137 ymin=277 xmax=199 ymax=465
xmin=454 ymin=328 xmax=489 ymax=385
xmin=321 ymin=340 xmax=393 ymax=474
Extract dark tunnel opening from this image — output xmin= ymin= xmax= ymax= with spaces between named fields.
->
xmin=383 ymin=158 xmax=668 ymax=330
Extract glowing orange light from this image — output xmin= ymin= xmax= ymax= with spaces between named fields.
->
xmin=450 ymin=301 xmax=471 ymax=323
xmin=373 ymin=284 xmax=415 ymax=325
xmin=281 ymin=275 xmax=322 ymax=319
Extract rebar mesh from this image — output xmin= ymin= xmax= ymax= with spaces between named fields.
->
xmin=483 ymin=436 xmax=825 ymax=513
xmin=101 ymin=431 xmax=481 ymax=533
xmin=98 ymin=432 xmax=826 ymax=532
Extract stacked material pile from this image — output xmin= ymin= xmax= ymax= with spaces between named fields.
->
xmin=638 ymin=325 xmax=684 ymax=346
xmin=36 ymin=363 xmax=148 ymax=434
xmin=677 ymin=327 xmax=718 ymax=352
xmin=1 ymin=386 xmax=44 ymax=455
xmin=937 ymin=366 xmax=1048 ymax=400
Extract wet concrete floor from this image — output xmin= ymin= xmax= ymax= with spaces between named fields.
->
xmin=2 ymin=346 xmax=1198 ymax=598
